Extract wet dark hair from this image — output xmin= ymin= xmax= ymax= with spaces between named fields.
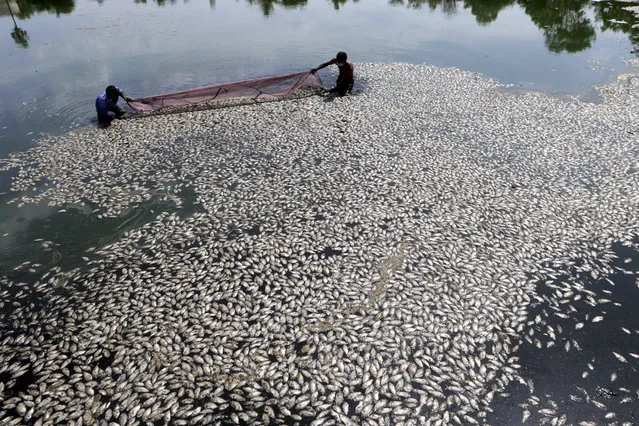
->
xmin=336 ymin=51 xmax=347 ymax=62
xmin=105 ymin=85 xmax=119 ymax=98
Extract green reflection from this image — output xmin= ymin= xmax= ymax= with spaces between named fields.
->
xmin=245 ymin=0 xmax=308 ymax=16
xmin=5 ymin=0 xmax=28 ymax=47
xmin=10 ymin=24 xmax=28 ymax=47
xmin=16 ymin=0 xmax=74 ymax=18
xmin=465 ymin=0 xmax=515 ymax=25
xmin=330 ymin=0 xmax=361 ymax=11
xmin=593 ymin=0 xmax=639 ymax=54
xmin=132 ymin=0 xmax=181 ymax=5
xmin=398 ymin=0 xmax=460 ymax=16
xmin=3 ymin=0 xmax=639 ymax=55
xmin=389 ymin=0 xmax=637 ymax=53
xmin=519 ymin=0 xmax=596 ymax=53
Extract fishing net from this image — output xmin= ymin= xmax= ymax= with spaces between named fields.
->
xmin=126 ymin=71 xmax=323 ymax=112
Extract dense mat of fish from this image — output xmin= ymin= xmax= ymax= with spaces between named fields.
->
xmin=0 ymin=63 xmax=638 ymax=425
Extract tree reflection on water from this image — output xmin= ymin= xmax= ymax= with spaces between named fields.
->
xmin=5 ymin=0 xmax=28 ymax=47
xmin=594 ymin=0 xmax=639 ymax=54
xmin=392 ymin=0 xmax=636 ymax=54
xmin=10 ymin=24 xmax=28 ymax=47
xmin=4 ymin=0 xmax=639 ymax=55
xmin=246 ymin=0 xmax=308 ymax=16
xmin=390 ymin=0 xmax=638 ymax=54
xmin=464 ymin=0 xmax=515 ymax=25
xmin=15 ymin=0 xmax=74 ymax=18
xmin=520 ymin=0 xmax=596 ymax=52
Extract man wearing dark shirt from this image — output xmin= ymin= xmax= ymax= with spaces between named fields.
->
xmin=95 ymin=85 xmax=131 ymax=125
xmin=311 ymin=51 xmax=354 ymax=96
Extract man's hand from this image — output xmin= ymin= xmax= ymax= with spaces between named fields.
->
xmin=310 ymin=68 xmax=317 ymax=74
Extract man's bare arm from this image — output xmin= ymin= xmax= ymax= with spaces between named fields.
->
xmin=311 ymin=58 xmax=336 ymax=73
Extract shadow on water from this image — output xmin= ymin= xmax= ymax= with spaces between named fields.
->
xmin=487 ymin=239 xmax=639 ymax=424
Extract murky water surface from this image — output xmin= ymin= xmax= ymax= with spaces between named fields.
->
xmin=0 ymin=2 xmax=638 ymax=422
xmin=1 ymin=0 xmax=638 ymax=159
xmin=5 ymin=0 xmax=636 ymax=247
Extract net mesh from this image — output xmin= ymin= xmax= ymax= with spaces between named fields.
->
xmin=126 ymin=71 xmax=323 ymax=112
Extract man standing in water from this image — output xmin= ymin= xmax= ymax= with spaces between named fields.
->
xmin=95 ymin=85 xmax=131 ymax=126
xmin=311 ymin=51 xmax=354 ymax=96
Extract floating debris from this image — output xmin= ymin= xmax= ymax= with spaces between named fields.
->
xmin=612 ymin=352 xmax=628 ymax=363
xmin=0 ymin=63 xmax=638 ymax=424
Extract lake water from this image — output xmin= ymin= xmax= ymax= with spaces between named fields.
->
xmin=1 ymin=1 xmax=639 ymax=423
xmin=1 ymin=0 xmax=638 ymax=297
xmin=1 ymin=2 xmax=638 ymax=302
xmin=1 ymin=0 xmax=638 ymax=162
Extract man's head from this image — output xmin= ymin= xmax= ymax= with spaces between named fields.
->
xmin=336 ymin=51 xmax=347 ymax=65
xmin=105 ymin=85 xmax=119 ymax=100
